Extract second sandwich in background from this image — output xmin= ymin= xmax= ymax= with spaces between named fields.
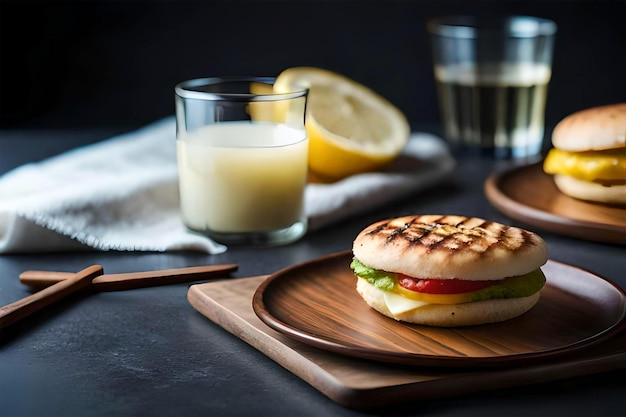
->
xmin=543 ymin=103 xmax=626 ymax=206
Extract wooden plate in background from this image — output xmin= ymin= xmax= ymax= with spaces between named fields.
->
xmin=485 ymin=163 xmax=626 ymax=244
xmin=253 ymin=251 xmax=626 ymax=368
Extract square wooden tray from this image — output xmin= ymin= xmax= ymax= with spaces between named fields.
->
xmin=187 ymin=276 xmax=626 ymax=410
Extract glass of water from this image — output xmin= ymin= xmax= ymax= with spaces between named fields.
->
xmin=428 ymin=16 xmax=557 ymax=159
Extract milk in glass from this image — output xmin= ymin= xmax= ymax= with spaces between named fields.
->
xmin=176 ymin=122 xmax=308 ymax=233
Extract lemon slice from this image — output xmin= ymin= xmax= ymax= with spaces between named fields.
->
xmin=274 ymin=67 xmax=410 ymax=181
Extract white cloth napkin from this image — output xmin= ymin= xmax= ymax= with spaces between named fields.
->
xmin=0 ymin=117 xmax=454 ymax=254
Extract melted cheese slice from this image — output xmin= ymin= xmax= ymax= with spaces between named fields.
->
xmin=383 ymin=291 xmax=430 ymax=315
xmin=543 ymin=148 xmax=626 ymax=184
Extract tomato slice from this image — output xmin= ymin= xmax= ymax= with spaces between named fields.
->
xmin=397 ymin=275 xmax=497 ymax=294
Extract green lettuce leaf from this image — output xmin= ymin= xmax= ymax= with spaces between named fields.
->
xmin=350 ymin=257 xmax=396 ymax=291
xmin=350 ymin=257 xmax=546 ymax=301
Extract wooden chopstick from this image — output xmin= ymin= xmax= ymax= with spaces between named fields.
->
xmin=1 ymin=265 xmax=104 ymax=330
xmin=19 ymin=264 xmax=239 ymax=292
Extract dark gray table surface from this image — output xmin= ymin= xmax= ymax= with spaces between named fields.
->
xmin=1 ymin=128 xmax=624 ymax=417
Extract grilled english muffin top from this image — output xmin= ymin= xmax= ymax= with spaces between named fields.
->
xmin=352 ymin=215 xmax=548 ymax=280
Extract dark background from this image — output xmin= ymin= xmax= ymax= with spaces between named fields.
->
xmin=1 ymin=0 xmax=625 ymax=132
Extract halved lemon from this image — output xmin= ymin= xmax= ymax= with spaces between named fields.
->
xmin=274 ymin=67 xmax=410 ymax=182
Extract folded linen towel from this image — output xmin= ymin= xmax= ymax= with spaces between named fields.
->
xmin=0 ymin=117 xmax=454 ymax=254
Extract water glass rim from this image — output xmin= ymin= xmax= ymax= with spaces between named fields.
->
xmin=427 ymin=15 xmax=557 ymax=39
xmin=175 ymin=76 xmax=308 ymax=102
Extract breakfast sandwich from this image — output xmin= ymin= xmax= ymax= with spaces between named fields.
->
xmin=543 ymin=103 xmax=626 ymax=205
xmin=351 ymin=215 xmax=548 ymax=327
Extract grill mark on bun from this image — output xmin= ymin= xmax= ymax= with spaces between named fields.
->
xmin=354 ymin=215 xmax=548 ymax=283
xmin=361 ymin=215 xmax=540 ymax=259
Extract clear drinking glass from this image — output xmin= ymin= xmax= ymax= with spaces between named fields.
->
xmin=428 ymin=16 xmax=557 ymax=159
xmin=175 ymin=77 xmax=309 ymax=246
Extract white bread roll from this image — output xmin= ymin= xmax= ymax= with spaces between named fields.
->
xmin=352 ymin=215 xmax=548 ymax=281
xmin=554 ymin=175 xmax=626 ymax=205
xmin=356 ymin=278 xmax=541 ymax=327
xmin=552 ymin=103 xmax=626 ymax=152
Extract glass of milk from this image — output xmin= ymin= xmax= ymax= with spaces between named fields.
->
xmin=175 ymin=77 xmax=308 ymax=246
xmin=428 ymin=16 xmax=557 ymax=159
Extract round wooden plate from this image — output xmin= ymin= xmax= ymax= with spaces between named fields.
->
xmin=484 ymin=163 xmax=626 ymax=245
xmin=253 ymin=251 xmax=626 ymax=368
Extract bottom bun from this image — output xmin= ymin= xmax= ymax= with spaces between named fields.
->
xmin=356 ymin=278 xmax=541 ymax=327
xmin=554 ymin=175 xmax=626 ymax=205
